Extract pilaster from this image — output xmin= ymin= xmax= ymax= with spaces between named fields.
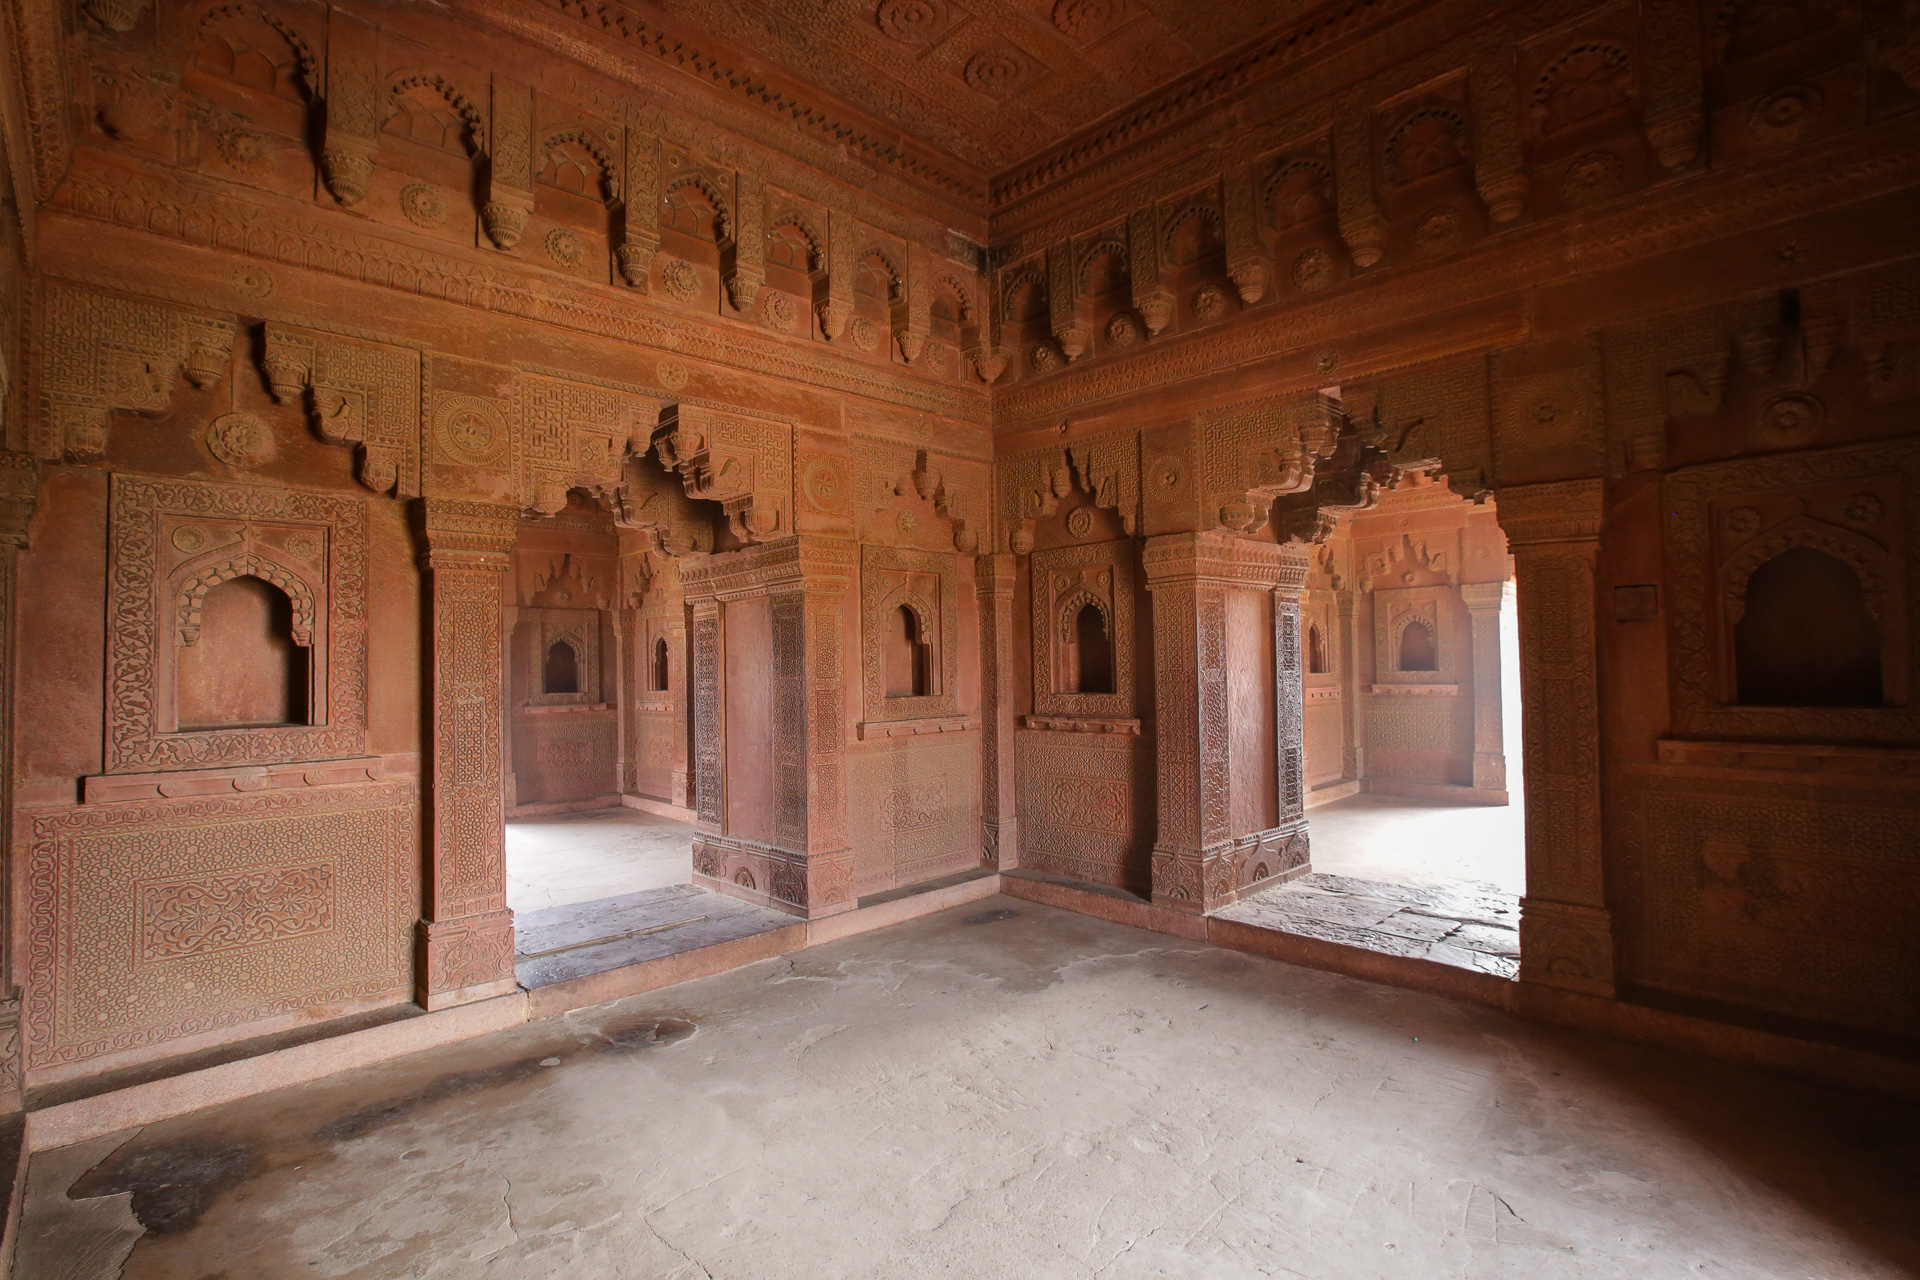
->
xmin=413 ymin=499 xmax=518 ymax=1011
xmin=0 ymin=452 xmax=39 ymax=1107
xmin=682 ymin=536 xmax=858 ymax=918
xmin=1497 ymin=480 xmax=1614 ymax=997
xmin=1461 ymin=580 xmax=1511 ymax=797
xmin=1143 ymin=533 xmax=1311 ymax=914
xmin=976 ymin=553 xmax=1018 ymax=868
xmin=1335 ymin=588 xmax=1362 ymax=781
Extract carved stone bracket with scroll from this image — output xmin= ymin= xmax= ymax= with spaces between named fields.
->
xmin=262 ymin=323 xmax=420 ymax=497
xmin=653 ymin=403 xmax=794 ymax=544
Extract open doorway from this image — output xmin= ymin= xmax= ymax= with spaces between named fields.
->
xmin=1221 ymin=470 xmax=1523 ymax=977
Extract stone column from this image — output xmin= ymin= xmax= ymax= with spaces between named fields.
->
xmin=976 ymin=553 xmax=1018 ymax=869
xmin=683 ymin=536 xmax=857 ymax=917
xmin=414 ymin=499 xmax=519 ymax=1011
xmin=0 ymin=452 xmax=39 ymax=1105
xmin=1143 ymin=532 xmax=1309 ymax=914
xmin=667 ymin=600 xmax=693 ymax=810
xmin=1497 ymin=480 xmax=1613 ymax=996
xmin=1335 ymin=588 xmax=1361 ymax=781
xmin=1461 ymin=580 xmax=1511 ymax=797
xmin=614 ymin=600 xmax=639 ymax=796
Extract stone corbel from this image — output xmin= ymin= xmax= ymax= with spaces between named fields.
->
xmin=482 ymin=76 xmax=535 ymax=250
xmin=725 ymin=169 xmax=765 ymax=313
xmin=1047 ymin=241 xmax=1089 ymax=361
xmin=1334 ymin=113 xmax=1387 ymax=269
xmin=320 ymin=8 xmax=381 ymax=206
xmin=819 ymin=212 xmax=857 ymax=341
xmin=973 ymin=261 xmax=1010 ymax=382
xmin=1470 ymin=53 xmax=1529 ymax=224
xmin=263 ymin=323 xmax=421 ymax=496
xmin=1641 ymin=0 xmax=1705 ymax=170
xmin=613 ymin=128 xmax=662 ymax=287
xmin=1222 ymin=162 xmax=1272 ymax=304
xmin=35 ymin=283 xmax=234 ymax=461
xmin=653 ymin=403 xmax=791 ymax=543
xmin=1128 ymin=207 xmax=1175 ymax=337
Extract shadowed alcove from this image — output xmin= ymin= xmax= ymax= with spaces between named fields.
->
xmin=1735 ymin=546 xmax=1883 ymax=707
xmin=176 ymin=574 xmax=310 ymax=729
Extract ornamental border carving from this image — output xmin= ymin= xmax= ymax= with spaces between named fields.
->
xmin=106 ymin=474 xmax=368 ymax=773
xmin=1031 ymin=539 xmax=1137 ymax=721
xmin=1664 ymin=440 xmax=1920 ymax=743
xmin=860 ymin=544 xmax=960 ymax=724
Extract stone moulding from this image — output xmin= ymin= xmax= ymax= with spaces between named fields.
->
xmin=856 ymin=716 xmax=978 ymax=740
xmin=83 ymin=756 xmax=385 ymax=805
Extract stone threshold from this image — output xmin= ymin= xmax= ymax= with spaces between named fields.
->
xmin=999 ymin=867 xmax=1920 ymax=1103
xmin=15 ymin=868 xmax=1005 ymax=1155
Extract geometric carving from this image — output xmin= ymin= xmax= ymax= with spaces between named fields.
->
xmin=35 ymin=281 xmax=236 ymax=461
xmin=106 ymin=474 xmax=367 ymax=773
xmin=262 ymin=322 xmax=421 ymax=497
xmin=22 ymin=781 xmax=414 ymax=1070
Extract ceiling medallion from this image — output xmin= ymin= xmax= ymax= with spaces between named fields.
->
xmin=876 ymin=0 xmax=944 ymax=46
xmin=1052 ymin=0 xmax=1121 ymax=41
xmin=1749 ymin=84 xmax=1822 ymax=145
xmin=963 ymin=44 xmax=1034 ymax=100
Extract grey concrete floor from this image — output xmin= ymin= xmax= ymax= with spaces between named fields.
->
xmin=505 ymin=808 xmax=694 ymax=914
xmin=18 ymin=896 xmax=1920 ymax=1280
xmin=1308 ymin=794 xmax=1527 ymax=897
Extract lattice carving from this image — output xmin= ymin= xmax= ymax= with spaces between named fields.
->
xmin=34 ymin=282 xmax=235 ymax=461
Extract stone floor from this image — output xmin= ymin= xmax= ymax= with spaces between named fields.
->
xmin=505 ymin=808 xmax=694 ymax=914
xmin=1220 ymin=874 xmax=1522 ymax=978
xmin=1307 ymin=792 xmax=1527 ymax=896
xmin=513 ymin=884 xmax=795 ymax=990
xmin=19 ymin=896 xmax=1920 ymax=1280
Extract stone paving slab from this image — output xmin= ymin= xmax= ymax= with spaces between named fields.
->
xmin=513 ymin=884 xmax=796 ymax=989
xmin=1219 ymin=872 xmax=1521 ymax=979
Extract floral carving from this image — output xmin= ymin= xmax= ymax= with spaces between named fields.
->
xmin=963 ymin=46 xmax=1032 ymax=100
xmin=205 ymin=412 xmax=275 ymax=468
xmin=1192 ymin=284 xmax=1227 ymax=323
xmin=1107 ymin=313 xmax=1140 ymax=348
xmin=1748 ymin=84 xmax=1822 ymax=144
xmin=876 ymin=0 xmax=943 ymax=45
xmin=660 ymin=258 xmax=699 ymax=301
xmin=764 ymin=290 xmax=800 ymax=332
xmin=399 ymin=183 xmax=446 ymax=229
xmin=545 ymin=228 xmax=585 ymax=269
xmin=1415 ymin=204 xmax=1463 ymax=249
xmin=850 ymin=316 xmax=880 ymax=352
xmin=1561 ymin=151 xmax=1625 ymax=207
xmin=1292 ymin=247 xmax=1335 ymax=292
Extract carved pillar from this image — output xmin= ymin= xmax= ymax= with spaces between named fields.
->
xmin=683 ymin=537 xmax=857 ymax=918
xmin=483 ymin=76 xmax=535 ymax=250
xmin=1047 ymin=240 xmax=1088 ymax=361
xmin=820 ymin=212 xmax=857 ymax=341
xmin=1462 ymin=579 xmax=1510 ymax=795
xmin=615 ymin=599 xmax=639 ymax=797
xmin=1470 ymin=53 xmax=1529 ymax=223
xmin=668 ymin=602 xmax=693 ymax=809
xmin=976 ymin=552 xmax=1018 ymax=868
xmin=1144 ymin=533 xmax=1308 ymax=914
xmin=0 ymin=452 xmax=39 ymax=1105
xmin=414 ymin=499 xmax=518 ymax=1011
xmin=1497 ymin=481 xmax=1613 ymax=996
xmin=1128 ymin=207 xmax=1174 ymax=337
xmin=320 ymin=7 xmax=380 ymax=206
xmin=1335 ymin=588 xmax=1361 ymax=780
xmin=1335 ymin=112 xmax=1386 ymax=269
xmin=1222 ymin=161 xmax=1272 ymax=304
xmin=1642 ymin=0 xmax=1705 ymax=170
xmin=726 ymin=169 xmax=765 ymax=312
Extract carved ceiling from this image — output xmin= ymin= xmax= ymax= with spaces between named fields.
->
xmin=636 ymin=0 xmax=1323 ymax=173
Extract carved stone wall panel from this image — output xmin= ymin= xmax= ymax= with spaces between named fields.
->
xmin=847 ymin=733 xmax=981 ymax=895
xmin=515 ymin=370 xmax=663 ymax=515
xmin=512 ymin=709 xmax=617 ymax=805
xmin=21 ymin=781 xmax=416 ymax=1072
xmin=656 ymin=404 xmax=794 ymax=543
xmin=1621 ymin=773 xmax=1920 ymax=1037
xmin=860 ymin=545 xmax=960 ymax=724
xmin=106 ymin=474 xmax=367 ymax=773
xmin=34 ymin=280 xmax=235 ymax=461
xmin=262 ymin=322 xmax=421 ymax=497
xmin=1030 ymin=539 xmax=1136 ymax=721
xmin=1014 ymin=729 xmax=1149 ymax=891
xmin=1370 ymin=356 xmax=1493 ymax=494
xmin=423 ymin=355 xmax=518 ymax=504
xmin=1664 ymin=440 xmax=1920 ymax=743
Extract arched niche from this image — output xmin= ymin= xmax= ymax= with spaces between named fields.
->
xmin=1398 ymin=618 xmax=1438 ymax=672
xmin=884 ymin=602 xmax=934 ymax=698
xmin=543 ymin=635 xmax=583 ymax=695
xmin=1734 ymin=546 xmax=1883 ymax=707
xmin=176 ymin=573 xmax=311 ymax=729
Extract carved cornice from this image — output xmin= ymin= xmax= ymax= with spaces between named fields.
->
xmin=1 ymin=0 xmax=69 ymax=203
xmin=679 ymin=534 xmax=859 ymax=602
xmin=992 ymin=121 xmax=1920 ymax=425
xmin=486 ymin=0 xmax=986 ymax=215
xmin=1494 ymin=479 xmax=1603 ymax=547
xmin=990 ymin=0 xmax=1416 ymax=213
xmin=1140 ymin=531 xmax=1305 ymax=588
